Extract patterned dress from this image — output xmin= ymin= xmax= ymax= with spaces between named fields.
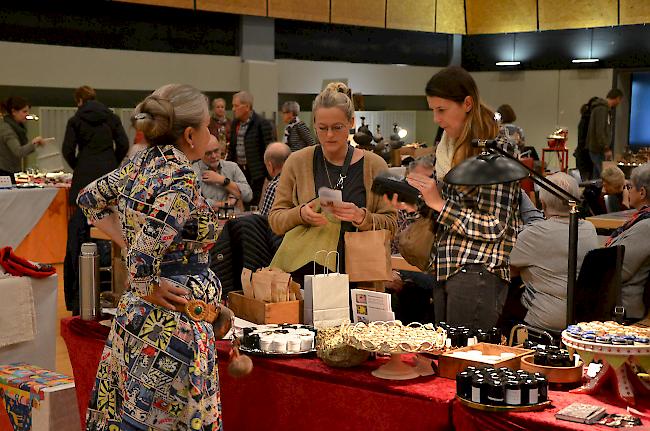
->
xmin=77 ymin=144 xmax=222 ymax=431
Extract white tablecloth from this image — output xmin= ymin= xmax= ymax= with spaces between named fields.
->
xmin=0 ymin=187 xmax=59 ymax=248
xmin=0 ymin=274 xmax=57 ymax=370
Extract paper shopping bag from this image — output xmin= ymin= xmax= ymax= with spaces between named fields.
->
xmin=344 ymin=229 xmax=392 ymax=282
xmin=304 ymin=252 xmax=350 ymax=328
xmin=252 ymin=267 xmax=291 ymax=302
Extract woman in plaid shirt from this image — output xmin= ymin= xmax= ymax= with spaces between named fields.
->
xmin=394 ymin=67 xmax=520 ymax=330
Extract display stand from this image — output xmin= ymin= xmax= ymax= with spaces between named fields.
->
xmin=562 ymin=331 xmax=650 ymax=405
xmin=542 ymin=148 xmax=569 ymax=173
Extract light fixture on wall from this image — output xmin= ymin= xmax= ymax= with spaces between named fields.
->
xmin=572 ymin=28 xmax=599 ymax=63
xmin=25 ymin=114 xmax=39 ymax=121
xmin=496 ymin=33 xmax=521 ymax=67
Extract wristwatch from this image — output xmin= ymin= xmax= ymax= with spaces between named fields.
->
xmin=222 ymin=177 xmax=231 ymax=186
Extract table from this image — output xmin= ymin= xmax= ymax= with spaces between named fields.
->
xmin=61 ymin=316 xmax=650 ymax=431
xmin=0 ymin=275 xmax=58 ymax=370
xmin=586 ymin=209 xmax=636 ymax=230
xmin=0 ymin=187 xmax=70 ymax=264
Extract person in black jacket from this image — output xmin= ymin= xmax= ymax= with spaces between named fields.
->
xmin=281 ymin=101 xmax=314 ymax=152
xmin=227 ymin=91 xmax=275 ymax=207
xmin=62 ymin=85 xmax=129 ymax=314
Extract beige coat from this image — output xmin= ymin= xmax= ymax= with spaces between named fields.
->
xmin=268 ymin=145 xmax=397 ymax=236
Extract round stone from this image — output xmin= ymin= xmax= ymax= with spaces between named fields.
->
xmin=194 ymin=305 xmax=203 ymax=315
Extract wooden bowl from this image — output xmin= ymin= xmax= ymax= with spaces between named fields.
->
xmin=519 ymin=354 xmax=583 ymax=384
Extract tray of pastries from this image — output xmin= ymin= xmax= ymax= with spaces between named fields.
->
xmin=237 ymin=324 xmax=317 ymax=356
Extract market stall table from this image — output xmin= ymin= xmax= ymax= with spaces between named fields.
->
xmin=586 ymin=209 xmax=636 ymax=230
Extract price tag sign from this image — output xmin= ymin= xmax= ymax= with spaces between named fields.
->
xmin=0 ymin=176 xmax=13 ymax=189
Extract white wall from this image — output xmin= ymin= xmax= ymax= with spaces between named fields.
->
xmin=277 ymin=59 xmax=442 ymax=96
xmin=0 ymin=41 xmax=242 ymax=91
xmin=472 ymin=69 xmax=613 ymax=169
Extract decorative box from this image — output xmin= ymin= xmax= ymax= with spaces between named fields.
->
xmin=0 ymin=363 xmax=80 ymax=431
xmin=438 ymin=343 xmax=533 ymax=379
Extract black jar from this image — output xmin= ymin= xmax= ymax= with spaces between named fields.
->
xmin=471 ymin=377 xmax=488 ymax=404
xmin=487 ymin=380 xmax=505 ymax=405
xmin=523 ymin=379 xmax=539 ymax=404
xmin=504 ymin=379 xmax=522 ymax=405
xmin=456 ymin=371 xmax=473 ymax=400
xmin=535 ymin=375 xmax=548 ymax=402
xmin=534 ymin=350 xmax=548 ymax=366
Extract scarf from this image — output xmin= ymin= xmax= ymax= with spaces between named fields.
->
xmin=2 ymin=116 xmax=28 ymax=147
xmin=606 ymin=205 xmax=650 ymax=246
xmin=435 ymin=131 xmax=455 ymax=181
xmin=283 ymin=116 xmax=300 ymax=144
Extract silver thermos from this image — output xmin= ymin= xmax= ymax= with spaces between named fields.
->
xmin=79 ymin=242 xmax=101 ymax=320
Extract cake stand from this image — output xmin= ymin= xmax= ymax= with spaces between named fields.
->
xmin=341 ymin=321 xmax=447 ymax=380
xmin=562 ymin=331 xmax=650 ymax=405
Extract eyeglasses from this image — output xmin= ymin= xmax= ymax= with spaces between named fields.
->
xmin=624 ymin=183 xmax=632 ymax=190
xmin=316 ymin=124 xmax=348 ymax=134
xmin=204 ymin=149 xmax=222 ymax=157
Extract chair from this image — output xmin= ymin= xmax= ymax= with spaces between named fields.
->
xmin=603 ymin=194 xmax=623 ymax=213
xmin=573 ymin=245 xmax=625 ymax=323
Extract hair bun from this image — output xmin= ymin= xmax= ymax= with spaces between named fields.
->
xmin=132 ymin=95 xmax=175 ymax=144
xmin=325 ymin=82 xmax=352 ymax=99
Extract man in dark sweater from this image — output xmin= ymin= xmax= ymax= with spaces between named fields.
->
xmin=587 ymin=88 xmax=623 ymax=179
xmin=227 ymin=91 xmax=275 ymax=207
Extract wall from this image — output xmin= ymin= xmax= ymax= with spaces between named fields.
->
xmin=472 ymin=68 xmax=614 ymax=169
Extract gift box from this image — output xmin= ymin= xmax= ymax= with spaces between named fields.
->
xmin=437 ymin=343 xmax=533 ymax=379
xmin=0 ymin=363 xmax=80 ymax=431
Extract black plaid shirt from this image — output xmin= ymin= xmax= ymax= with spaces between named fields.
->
xmin=433 ymin=181 xmax=520 ymax=283
xmin=260 ymin=174 xmax=280 ymax=216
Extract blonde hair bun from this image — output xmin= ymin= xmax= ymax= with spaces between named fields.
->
xmin=324 ymin=82 xmax=352 ymax=99
xmin=313 ymin=82 xmax=354 ymax=120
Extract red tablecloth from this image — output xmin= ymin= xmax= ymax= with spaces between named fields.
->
xmin=61 ymin=316 xmax=650 ymax=431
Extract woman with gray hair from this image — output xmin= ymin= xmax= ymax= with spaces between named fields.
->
xmin=510 ymin=172 xmax=598 ymax=332
xmin=281 ymin=100 xmax=314 ymax=151
xmin=606 ymin=162 xmax=650 ymax=320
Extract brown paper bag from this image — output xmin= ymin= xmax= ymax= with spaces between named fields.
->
xmin=252 ymin=268 xmax=291 ymax=302
xmin=241 ymin=268 xmax=254 ymax=298
xmin=344 ymin=229 xmax=392 ymax=282
xmin=398 ymin=216 xmax=436 ymax=272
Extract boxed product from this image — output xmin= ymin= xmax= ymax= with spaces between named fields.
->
xmin=438 ymin=343 xmax=533 ymax=379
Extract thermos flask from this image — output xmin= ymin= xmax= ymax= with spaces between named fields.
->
xmin=79 ymin=242 xmax=101 ymax=320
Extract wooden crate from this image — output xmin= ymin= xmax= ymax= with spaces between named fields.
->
xmin=228 ymin=290 xmax=303 ymax=324
xmin=438 ymin=343 xmax=533 ymax=379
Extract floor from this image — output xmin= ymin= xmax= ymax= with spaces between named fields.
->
xmin=54 ymin=263 xmax=74 ymax=377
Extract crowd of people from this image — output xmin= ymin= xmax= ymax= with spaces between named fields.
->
xmin=1 ymin=65 xmax=649 ymax=430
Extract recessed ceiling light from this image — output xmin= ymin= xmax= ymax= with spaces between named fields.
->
xmin=495 ymin=61 xmax=521 ymax=66
xmin=572 ymin=58 xmax=599 ymax=63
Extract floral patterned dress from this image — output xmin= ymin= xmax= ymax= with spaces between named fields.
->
xmin=77 ymin=144 xmax=222 ymax=431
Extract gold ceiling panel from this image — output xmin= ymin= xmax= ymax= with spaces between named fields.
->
xmin=538 ymin=0 xmax=617 ymax=31
xmin=268 ymin=0 xmax=330 ymax=22
xmin=196 ymin=0 xmax=267 ymax=16
xmin=466 ymin=0 xmax=537 ymax=34
xmin=115 ymin=0 xmax=193 ymax=8
xmin=620 ymin=0 xmax=650 ymax=25
xmin=436 ymin=0 xmax=465 ymax=34
xmin=386 ymin=0 xmax=436 ymax=32
xmin=331 ymin=0 xmax=386 ymax=28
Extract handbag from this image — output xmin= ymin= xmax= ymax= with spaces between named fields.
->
xmin=397 ymin=215 xmax=435 ymax=272
xmin=344 ymin=220 xmax=392 ymax=282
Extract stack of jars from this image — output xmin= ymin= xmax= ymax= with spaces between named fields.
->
xmin=456 ymin=366 xmax=548 ymax=406
xmin=438 ymin=322 xmax=502 ymax=348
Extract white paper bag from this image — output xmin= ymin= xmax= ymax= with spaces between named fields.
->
xmin=304 ymin=251 xmax=350 ymax=328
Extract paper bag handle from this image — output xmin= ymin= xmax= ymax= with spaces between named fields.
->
xmin=313 ymin=250 xmax=328 ymax=275
xmin=324 ymin=251 xmax=340 ymax=274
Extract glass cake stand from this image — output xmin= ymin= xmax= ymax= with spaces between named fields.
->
xmin=562 ymin=331 xmax=650 ymax=405
xmin=341 ymin=321 xmax=447 ymax=380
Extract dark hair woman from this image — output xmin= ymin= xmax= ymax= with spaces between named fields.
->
xmin=390 ymin=66 xmax=521 ymax=330
xmin=0 ymin=97 xmax=47 ymax=178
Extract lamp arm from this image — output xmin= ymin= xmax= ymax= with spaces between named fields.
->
xmin=488 ymin=145 xmax=581 ymax=203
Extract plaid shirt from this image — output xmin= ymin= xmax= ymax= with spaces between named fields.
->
xmin=260 ymin=174 xmax=280 ymax=216
xmin=433 ymin=181 xmax=520 ymax=283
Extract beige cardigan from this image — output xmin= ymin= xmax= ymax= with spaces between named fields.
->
xmin=268 ymin=145 xmax=397 ymax=236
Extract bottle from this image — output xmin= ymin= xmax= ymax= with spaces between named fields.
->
xmin=456 ymin=371 xmax=472 ymax=400
xmin=505 ymin=379 xmax=522 ymax=405
xmin=79 ymin=242 xmax=101 ymax=320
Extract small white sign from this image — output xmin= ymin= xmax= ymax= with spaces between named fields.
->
xmin=0 ymin=176 xmax=13 ymax=189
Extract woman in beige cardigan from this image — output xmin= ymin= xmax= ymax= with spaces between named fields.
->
xmin=269 ymin=83 xmax=396 ymax=273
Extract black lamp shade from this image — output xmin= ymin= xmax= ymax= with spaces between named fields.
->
xmin=443 ymin=152 xmax=529 ymax=186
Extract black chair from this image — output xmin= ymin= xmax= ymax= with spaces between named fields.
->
xmin=573 ymin=245 xmax=625 ymax=323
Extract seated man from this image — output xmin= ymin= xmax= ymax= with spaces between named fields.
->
xmin=606 ymin=162 xmax=650 ymax=320
xmin=510 ymin=172 xmax=598 ymax=332
xmin=194 ymin=136 xmax=252 ymax=210
xmin=582 ymin=165 xmax=630 ymax=216
xmin=259 ymin=142 xmax=291 ymax=216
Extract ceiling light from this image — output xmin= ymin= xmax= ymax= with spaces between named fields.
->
xmin=572 ymin=58 xmax=599 ymax=63
xmin=496 ymin=61 xmax=521 ymax=66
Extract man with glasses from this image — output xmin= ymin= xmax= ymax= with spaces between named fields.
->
xmin=195 ymin=135 xmax=252 ymax=210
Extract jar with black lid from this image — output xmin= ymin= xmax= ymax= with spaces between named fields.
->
xmin=523 ymin=378 xmax=539 ymax=404
xmin=534 ymin=350 xmax=548 ymax=366
xmin=535 ymin=375 xmax=548 ymax=402
xmin=471 ymin=377 xmax=489 ymax=404
xmin=456 ymin=371 xmax=472 ymax=399
xmin=504 ymin=379 xmax=522 ymax=405
xmin=487 ymin=380 xmax=505 ymax=405
xmin=547 ymin=353 xmax=563 ymax=367
xmin=488 ymin=327 xmax=501 ymax=344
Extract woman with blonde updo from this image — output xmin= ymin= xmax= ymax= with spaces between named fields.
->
xmin=269 ymin=82 xmax=396 ymax=276
xmin=78 ymin=84 xmax=231 ymax=431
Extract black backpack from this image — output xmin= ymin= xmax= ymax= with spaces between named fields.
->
xmin=577 ymin=97 xmax=600 ymax=150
